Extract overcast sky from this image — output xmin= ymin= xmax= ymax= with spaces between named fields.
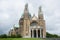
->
xmin=0 ymin=0 xmax=60 ymax=35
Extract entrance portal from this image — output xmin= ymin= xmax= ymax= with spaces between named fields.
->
xmin=30 ymin=29 xmax=43 ymax=38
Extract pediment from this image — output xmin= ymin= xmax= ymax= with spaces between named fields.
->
xmin=32 ymin=14 xmax=37 ymax=20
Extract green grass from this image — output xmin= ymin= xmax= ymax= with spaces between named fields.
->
xmin=0 ymin=38 xmax=45 ymax=40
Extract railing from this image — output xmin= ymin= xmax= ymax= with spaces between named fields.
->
xmin=30 ymin=26 xmax=43 ymax=29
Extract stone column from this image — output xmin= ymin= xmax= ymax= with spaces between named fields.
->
xmin=36 ymin=29 xmax=38 ymax=38
xmin=32 ymin=29 xmax=34 ymax=38
xmin=29 ymin=27 xmax=31 ymax=38
xmin=40 ymin=29 xmax=42 ymax=38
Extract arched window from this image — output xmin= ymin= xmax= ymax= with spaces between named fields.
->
xmin=30 ymin=21 xmax=38 ymax=26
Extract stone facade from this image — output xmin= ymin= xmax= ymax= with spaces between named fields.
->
xmin=9 ymin=4 xmax=46 ymax=38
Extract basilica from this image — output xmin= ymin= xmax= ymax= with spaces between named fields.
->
xmin=9 ymin=4 xmax=46 ymax=38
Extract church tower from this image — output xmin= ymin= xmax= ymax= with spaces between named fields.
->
xmin=22 ymin=4 xmax=31 ymax=38
xmin=38 ymin=6 xmax=46 ymax=38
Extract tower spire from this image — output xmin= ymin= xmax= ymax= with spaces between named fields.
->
xmin=39 ymin=6 xmax=42 ymax=14
xmin=24 ymin=3 xmax=28 ymax=13
xmin=38 ymin=6 xmax=43 ymax=19
xmin=24 ymin=3 xmax=29 ymax=19
xmin=39 ymin=6 xmax=41 ymax=11
xmin=25 ymin=3 xmax=28 ymax=10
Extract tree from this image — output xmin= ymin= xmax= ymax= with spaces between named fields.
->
xmin=16 ymin=34 xmax=22 ymax=38
xmin=46 ymin=32 xmax=59 ymax=38
xmin=0 ymin=34 xmax=7 ymax=38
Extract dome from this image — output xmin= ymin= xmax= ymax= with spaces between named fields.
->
xmin=28 ymin=13 xmax=31 ymax=18
xmin=20 ymin=18 xmax=24 ymax=20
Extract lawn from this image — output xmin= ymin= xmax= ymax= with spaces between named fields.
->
xmin=0 ymin=38 xmax=45 ymax=40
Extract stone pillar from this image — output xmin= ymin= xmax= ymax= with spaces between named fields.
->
xmin=29 ymin=27 xmax=31 ymax=38
xmin=32 ymin=29 xmax=34 ymax=38
xmin=36 ymin=29 xmax=38 ymax=38
xmin=40 ymin=29 xmax=42 ymax=38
